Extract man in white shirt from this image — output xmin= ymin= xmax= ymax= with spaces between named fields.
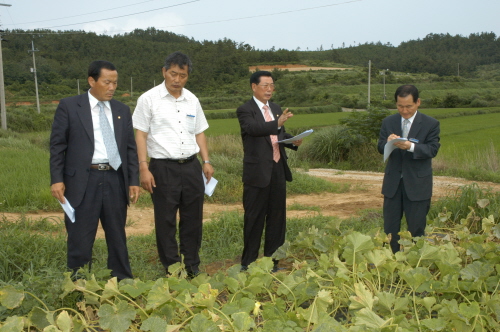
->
xmin=133 ymin=52 xmax=214 ymax=277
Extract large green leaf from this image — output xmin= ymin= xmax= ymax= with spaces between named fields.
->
xmin=231 ymin=312 xmax=256 ymax=331
xmin=140 ymin=316 xmax=180 ymax=332
xmin=354 ymin=308 xmax=392 ymax=329
xmin=98 ymin=301 xmax=136 ymax=332
xmin=101 ymin=278 xmax=120 ymax=301
xmin=145 ymin=279 xmax=172 ymax=310
xmin=399 ymin=267 xmax=432 ymax=290
xmin=420 ymin=318 xmax=447 ymax=331
xmin=349 ymin=283 xmax=376 ymax=311
xmin=192 ymin=283 xmax=217 ymax=309
xmin=55 ymin=311 xmax=72 ymax=332
xmin=120 ymin=279 xmax=152 ymax=298
xmin=0 ymin=316 xmax=24 ymax=332
xmin=460 ymin=261 xmax=495 ymax=282
xmin=458 ymin=301 xmax=480 ymax=319
xmin=28 ymin=307 xmax=51 ymax=330
xmin=342 ymin=232 xmax=374 ymax=265
xmin=0 ymin=286 xmax=24 ymax=309
xmin=188 ymin=314 xmax=219 ymax=332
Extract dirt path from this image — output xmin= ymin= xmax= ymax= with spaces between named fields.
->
xmin=2 ymin=169 xmax=499 ymax=239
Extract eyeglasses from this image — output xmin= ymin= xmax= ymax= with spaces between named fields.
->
xmin=257 ymin=83 xmax=275 ymax=90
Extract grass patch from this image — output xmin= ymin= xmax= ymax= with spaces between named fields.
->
xmin=287 ymin=203 xmax=321 ymax=212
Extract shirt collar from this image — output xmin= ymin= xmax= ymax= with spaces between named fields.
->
xmin=253 ymin=96 xmax=269 ymax=111
xmin=88 ymin=91 xmax=111 ymax=110
xmin=402 ymin=110 xmax=418 ymax=124
xmin=160 ymin=81 xmax=185 ymax=100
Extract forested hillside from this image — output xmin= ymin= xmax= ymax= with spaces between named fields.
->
xmin=4 ymin=29 xmax=500 ymax=94
xmin=300 ymin=32 xmax=500 ymax=77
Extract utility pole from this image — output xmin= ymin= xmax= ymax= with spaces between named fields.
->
xmin=29 ymin=41 xmax=40 ymax=114
xmin=367 ymin=60 xmax=371 ymax=106
xmin=130 ymin=77 xmax=133 ymax=97
xmin=0 ymin=3 xmax=11 ymax=130
xmin=77 ymin=79 xmax=80 ymax=95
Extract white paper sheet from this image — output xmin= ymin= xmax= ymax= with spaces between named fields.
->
xmin=277 ymin=129 xmax=314 ymax=144
xmin=383 ymin=138 xmax=408 ymax=162
xmin=202 ymin=173 xmax=218 ymax=196
xmin=59 ymin=197 xmax=76 ymax=223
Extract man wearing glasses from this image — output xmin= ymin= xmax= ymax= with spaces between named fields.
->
xmin=236 ymin=71 xmax=302 ymax=272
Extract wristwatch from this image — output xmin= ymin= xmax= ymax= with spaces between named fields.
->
xmin=203 ymin=160 xmax=211 ymax=164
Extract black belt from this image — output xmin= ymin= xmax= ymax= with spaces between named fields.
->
xmin=90 ymin=163 xmax=114 ymax=171
xmin=154 ymin=154 xmax=197 ymax=164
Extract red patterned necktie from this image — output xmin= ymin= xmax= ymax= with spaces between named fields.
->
xmin=263 ymin=105 xmax=280 ymax=162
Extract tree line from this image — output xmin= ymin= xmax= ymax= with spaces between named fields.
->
xmin=3 ymin=29 xmax=499 ymax=97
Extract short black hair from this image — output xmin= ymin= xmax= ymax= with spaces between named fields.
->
xmin=88 ymin=60 xmax=116 ymax=82
xmin=164 ymin=51 xmax=192 ymax=74
xmin=395 ymin=84 xmax=419 ymax=103
xmin=250 ymin=71 xmax=273 ymax=86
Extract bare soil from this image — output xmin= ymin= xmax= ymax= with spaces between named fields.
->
xmin=2 ymin=169 xmax=499 ymax=239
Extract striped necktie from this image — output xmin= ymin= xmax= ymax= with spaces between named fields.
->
xmin=262 ymin=105 xmax=280 ymax=163
xmin=98 ymin=102 xmax=122 ymax=169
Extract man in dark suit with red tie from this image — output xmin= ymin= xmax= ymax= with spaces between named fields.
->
xmin=378 ymin=85 xmax=440 ymax=253
xmin=237 ymin=71 xmax=302 ymax=271
xmin=50 ymin=60 xmax=140 ymax=280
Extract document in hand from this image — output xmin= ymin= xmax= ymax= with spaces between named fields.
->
xmin=383 ymin=138 xmax=408 ymax=162
xmin=277 ymin=129 xmax=314 ymax=144
xmin=202 ymin=172 xmax=218 ymax=196
xmin=59 ymin=197 xmax=76 ymax=223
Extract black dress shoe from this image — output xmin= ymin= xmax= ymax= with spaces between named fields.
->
xmin=240 ymin=265 xmax=248 ymax=272
xmin=187 ymin=269 xmax=200 ymax=279
xmin=271 ymin=259 xmax=284 ymax=273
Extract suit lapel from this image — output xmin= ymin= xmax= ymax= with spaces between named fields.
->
xmin=76 ymin=94 xmax=94 ymax=143
xmin=408 ymin=111 xmax=422 ymax=139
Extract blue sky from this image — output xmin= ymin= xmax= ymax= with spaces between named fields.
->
xmin=1 ymin=0 xmax=498 ymax=50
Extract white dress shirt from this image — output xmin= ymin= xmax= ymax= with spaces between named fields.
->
xmin=132 ymin=82 xmax=209 ymax=159
xmin=89 ymin=91 xmax=115 ymax=164
xmin=402 ymin=111 xmax=417 ymax=153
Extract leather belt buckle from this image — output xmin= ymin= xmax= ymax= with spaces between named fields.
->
xmin=97 ymin=164 xmax=112 ymax=170
xmin=178 ymin=159 xmax=188 ymax=164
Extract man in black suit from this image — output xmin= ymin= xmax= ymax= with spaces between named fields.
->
xmin=237 ymin=71 xmax=302 ymax=271
xmin=378 ymin=85 xmax=440 ymax=253
xmin=50 ymin=60 xmax=140 ymax=280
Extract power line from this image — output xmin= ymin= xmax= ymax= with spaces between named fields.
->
xmin=3 ymin=0 xmax=160 ymax=26
xmin=6 ymin=0 xmax=362 ymax=36
xmin=157 ymin=0 xmax=363 ymax=29
xmin=33 ymin=0 xmax=199 ymax=30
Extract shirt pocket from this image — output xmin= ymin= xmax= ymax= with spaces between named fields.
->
xmin=185 ymin=114 xmax=196 ymax=134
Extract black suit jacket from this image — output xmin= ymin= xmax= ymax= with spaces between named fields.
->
xmin=236 ymin=98 xmax=298 ymax=188
xmin=50 ymin=93 xmax=139 ymax=207
xmin=377 ymin=111 xmax=440 ymax=201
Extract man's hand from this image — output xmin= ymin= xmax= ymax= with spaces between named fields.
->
xmin=292 ymin=138 xmax=303 ymax=147
xmin=129 ymin=186 xmax=140 ymax=204
xmin=140 ymin=169 xmax=156 ymax=193
xmin=393 ymin=140 xmax=411 ymax=150
xmin=277 ymin=108 xmax=293 ymax=127
xmin=387 ymin=133 xmax=400 ymax=142
xmin=51 ymin=182 xmax=66 ymax=204
xmin=203 ymin=163 xmax=214 ymax=183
